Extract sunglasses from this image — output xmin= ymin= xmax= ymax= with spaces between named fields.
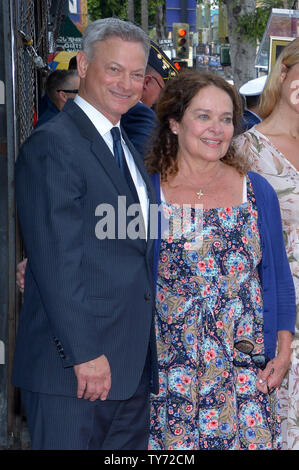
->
xmin=149 ymin=76 xmax=164 ymax=89
xmin=56 ymin=89 xmax=78 ymax=94
xmin=233 ymin=338 xmax=270 ymax=370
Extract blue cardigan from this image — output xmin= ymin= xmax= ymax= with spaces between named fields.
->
xmin=150 ymin=171 xmax=296 ymax=359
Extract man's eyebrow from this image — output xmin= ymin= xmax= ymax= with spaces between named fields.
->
xmin=106 ymin=62 xmax=145 ymax=72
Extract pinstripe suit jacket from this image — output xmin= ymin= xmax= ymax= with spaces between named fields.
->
xmin=13 ymin=100 xmax=158 ymax=400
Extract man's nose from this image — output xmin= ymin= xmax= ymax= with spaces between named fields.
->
xmin=118 ymin=72 xmax=132 ymax=89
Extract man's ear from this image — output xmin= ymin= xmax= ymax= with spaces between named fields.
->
xmin=76 ymin=51 xmax=89 ymax=78
xmin=56 ymin=90 xmax=67 ymax=111
xmin=143 ymin=75 xmax=151 ymax=90
xmin=59 ymin=90 xmax=68 ymax=105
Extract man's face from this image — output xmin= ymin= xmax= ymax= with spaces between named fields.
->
xmin=142 ymin=71 xmax=165 ymax=108
xmin=57 ymin=75 xmax=80 ymax=110
xmin=77 ymin=36 xmax=146 ymax=124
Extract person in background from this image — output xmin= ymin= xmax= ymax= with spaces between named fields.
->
xmin=239 ymin=75 xmax=267 ymax=132
xmin=145 ymin=70 xmax=296 ymax=450
xmin=36 ymin=69 xmax=79 ymax=128
xmin=121 ymin=41 xmax=178 ymax=157
xmin=13 ymin=17 xmax=158 ymax=450
xmin=233 ymin=37 xmax=299 ymax=450
xmin=142 ymin=41 xmax=178 ymax=109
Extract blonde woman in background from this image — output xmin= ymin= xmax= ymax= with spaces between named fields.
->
xmin=234 ymin=38 xmax=299 ymax=450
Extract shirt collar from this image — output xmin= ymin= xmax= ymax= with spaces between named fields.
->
xmin=74 ymin=95 xmax=120 ymax=137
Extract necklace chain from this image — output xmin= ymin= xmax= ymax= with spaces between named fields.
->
xmin=179 ymin=164 xmax=223 ymax=200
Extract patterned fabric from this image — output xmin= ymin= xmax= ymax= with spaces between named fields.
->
xmin=149 ymin=179 xmax=281 ymax=450
xmin=234 ymin=127 xmax=299 ymax=450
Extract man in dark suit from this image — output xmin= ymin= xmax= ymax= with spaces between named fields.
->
xmin=121 ymin=41 xmax=178 ymax=157
xmin=13 ymin=18 xmax=158 ymax=450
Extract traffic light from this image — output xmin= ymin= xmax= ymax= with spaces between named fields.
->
xmin=173 ymin=59 xmax=188 ymax=71
xmin=173 ymin=23 xmax=190 ymax=60
xmin=220 ymin=45 xmax=231 ymax=66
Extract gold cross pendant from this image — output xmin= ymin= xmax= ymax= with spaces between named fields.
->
xmin=196 ymin=189 xmax=204 ymax=200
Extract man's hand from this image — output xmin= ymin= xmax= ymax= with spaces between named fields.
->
xmin=16 ymin=258 xmax=28 ymax=293
xmin=74 ymin=354 xmax=111 ymax=402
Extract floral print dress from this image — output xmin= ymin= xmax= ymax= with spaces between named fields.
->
xmin=149 ymin=178 xmax=281 ymax=450
xmin=234 ymin=127 xmax=299 ymax=450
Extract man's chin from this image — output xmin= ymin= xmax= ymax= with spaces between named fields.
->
xmin=119 ymin=99 xmax=140 ymax=114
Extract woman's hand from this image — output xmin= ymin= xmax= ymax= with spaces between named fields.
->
xmin=256 ymin=330 xmax=293 ymax=394
xmin=16 ymin=258 xmax=28 ymax=294
xmin=256 ymin=353 xmax=290 ymax=394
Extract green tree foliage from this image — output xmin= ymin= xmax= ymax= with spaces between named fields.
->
xmin=87 ymin=0 xmax=164 ymax=28
xmin=235 ymin=0 xmax=293 ymax=42
xmin=87 ymin=0 xmax=127 ymax=21
xmin=198 ymin=0 xmax=294 ymax=43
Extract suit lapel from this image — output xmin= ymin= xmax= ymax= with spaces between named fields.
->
xmin=122 ymin=129 xmax=157 ymax=255
xmin=63 ymin=100 xmax=138 ymax=206
xmin=122 ymin=128 xmax=156 ymax=204
xmin=64 ymin=100 xmax=156 ymax=250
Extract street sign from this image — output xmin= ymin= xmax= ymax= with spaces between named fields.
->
xmin=56 ymin=36 xmax=82 ymax=51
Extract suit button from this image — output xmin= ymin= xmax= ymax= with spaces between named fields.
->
xmin=144 ymin=293 xmax=151 ymax=301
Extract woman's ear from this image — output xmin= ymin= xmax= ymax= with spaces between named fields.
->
xmin=280 ymin=63 xmax=288 ymax=83
xmin=169 ymin=118 xmax=178 ymax=135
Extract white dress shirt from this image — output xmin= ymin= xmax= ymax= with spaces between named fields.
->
xmin=74 ymin=95 xmax=149 ymax=238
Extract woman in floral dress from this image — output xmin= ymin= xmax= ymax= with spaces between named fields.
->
xmin=234 ymin=38 xmax=299 ymax=450
xmin=146 ymin=71 xmax=296 ymax=450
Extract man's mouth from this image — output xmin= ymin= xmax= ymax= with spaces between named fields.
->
xmin=110 ymin=90 xmax=131 ymax=100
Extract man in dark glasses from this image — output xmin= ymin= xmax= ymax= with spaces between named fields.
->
xmin=35 ymin=69 xmax=79 ymax=128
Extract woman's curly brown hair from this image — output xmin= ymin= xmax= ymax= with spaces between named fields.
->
xmin=145 ymin=70 xmax=248 ymax=182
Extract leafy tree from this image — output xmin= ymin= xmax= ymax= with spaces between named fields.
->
xmin=235 ymin=0 xmax=294 ymax=43
xmin=87 ymin=0 xmax=127 ymax=21
xmin=198 ymin=0 xmax=294 ymax=87
xmin=222 ymin=0 xmax=257 ymax=89
xmin=199 ymin=0 xmax=295 ymax=43
xmin=87 ymin=0 xmax=165 ymax=29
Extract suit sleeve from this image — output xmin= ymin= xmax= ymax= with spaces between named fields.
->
xmin=15 ymin=128 xmax=104 ymax=367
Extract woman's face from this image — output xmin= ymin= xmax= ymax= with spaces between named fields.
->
xmin=280 ymin=62 xmax=299 ymax=113
xmin=170 ymin=85 xmax=234 ymax=165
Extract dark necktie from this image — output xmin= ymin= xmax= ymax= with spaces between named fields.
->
xmin=110 ymin=127 xmax=139 ymax=203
